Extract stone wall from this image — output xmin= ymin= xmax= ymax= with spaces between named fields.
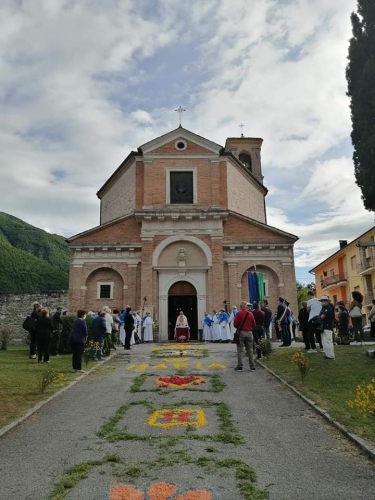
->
xmin=0 ymin=291 xmax=68 ymax=340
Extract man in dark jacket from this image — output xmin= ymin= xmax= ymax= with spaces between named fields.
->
xmin=91 ymin=312 xmax=107 ymax=360
xmin=29 ymin=302 xmax=42 ymax=359
xmin=319 ymin=295 xmax=335 ymax=360
xmin=298 ymin=301 xmax=310 ymax=349
xmin=261 ymin=300 xmax=272 ymax=340
xmin=51 ymin=307 xmax=64 ymax=356
xmin=276 ymin=297 xmax=291 ymax=347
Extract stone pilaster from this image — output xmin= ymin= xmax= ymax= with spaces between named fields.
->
xmin=127 ymin=264 xmax=137 ymax=307
xmin=140 ymin=239 xmax=154 ymax=309
xmin=227 ymin=262 xmax=240 ymax=308
xmin=211 ymin=238 xmax=224 ymax=309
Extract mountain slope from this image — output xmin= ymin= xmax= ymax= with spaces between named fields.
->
xmin=0 ymin=212 xmax=70 ymax=293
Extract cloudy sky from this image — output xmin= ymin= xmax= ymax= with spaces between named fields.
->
xmin=1 ymin=0 xmax=373 ymax=283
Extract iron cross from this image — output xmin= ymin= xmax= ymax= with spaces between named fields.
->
xmin=175 ymin=106 xmax=186 ymax=127
xmin=239 ymin=123 xmax=245 ymax=137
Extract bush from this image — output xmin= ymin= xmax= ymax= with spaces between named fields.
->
xmin=347 ymin=379 xmax=375 ymax=418
xmin=0 ymin=325 xmax=16 ymax=350
xmin=256 ymin=337 xmax=272 ymax=359
xmin=291 ymin=350 xmax=309 ymax=382
xmin=36 ymin=368 xmax=65 ymax=394
xmin=58 ymin=314 xmax=94 ymax=354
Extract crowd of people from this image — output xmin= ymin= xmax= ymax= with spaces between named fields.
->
xmin=232 ymin=289 xmax=371 ymax=371
xmin=24 ymin=302 xmax=155 ymax=373
xmin=26 ymin=302 xmax=64 ymax=363
xmin=202 ymin=300 xmax=273 ymax=343
xmin=24 ymin=289 xmax=371 ymax=373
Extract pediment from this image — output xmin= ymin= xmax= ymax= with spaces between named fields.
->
xmin=224 ymin=213 xmax=298 ymax=244
xmin=140 ymin=127 xmax=223 ymax=155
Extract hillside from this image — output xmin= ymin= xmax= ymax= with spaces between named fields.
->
xmin=0 ymin=212 xmax=70 ymax=293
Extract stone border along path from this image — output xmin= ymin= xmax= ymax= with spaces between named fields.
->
xmin=0 ymin=343 xmax=374 ymax=499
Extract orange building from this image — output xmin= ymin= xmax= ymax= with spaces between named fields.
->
xmin=310 ymin=227 xmax=375 ymax=319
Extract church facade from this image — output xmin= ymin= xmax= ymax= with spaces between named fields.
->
xmin=67 ymin=127 xmax=298 ymax=340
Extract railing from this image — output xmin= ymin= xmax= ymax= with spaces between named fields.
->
xmin=356 ymin=257 xmax=375 ymax=273
xmin=320 ymin=273 xmax=348 ymax=289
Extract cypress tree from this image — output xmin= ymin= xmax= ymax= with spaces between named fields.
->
xmin=346 ymin=1 xmax=375 ymax=211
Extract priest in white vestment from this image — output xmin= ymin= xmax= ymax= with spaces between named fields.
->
xmin=228 ymin=306 xmax=238 ymax=341
xmin=219 ymin=308 xmax=231 ymax=342
xmin=143 ymin=312 xmax=154 ymax=342
xmin=211 ymin=310 xmax=221 ymax=342
xmin=202 ymin=312 xmax=212 ymax=342
xmin=175 ymin=311 xmax=189 ymax=328
xmin=175 ymin=311 xmax=190 ymax=341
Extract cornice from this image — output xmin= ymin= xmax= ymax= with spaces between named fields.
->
xmin=134 ymin=209 xmax=229 ymax=221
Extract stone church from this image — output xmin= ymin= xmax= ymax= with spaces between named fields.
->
xmin=68 ymin=127 xmax=298 ymax=340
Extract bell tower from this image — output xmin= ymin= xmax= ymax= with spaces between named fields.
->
xmin=224 ymin=135 xmax=264 ymax=184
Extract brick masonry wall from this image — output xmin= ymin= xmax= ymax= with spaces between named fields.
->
xmin=226 ymin=162 xmax=266 ymax=223
xmin=0 ymin=291 xmax=68 ymax=340
xmin=144 ymin=157 xmax=218 ymax=209
xmin=223 ymin=214 xmax=295 ymax=243
xmin=71 ymin=216 xmax=142 ymax=244
xmin=100 ymin=161 xmax=136 ymax=224
xmin=85 ymin=267 xmax=125 ymax=313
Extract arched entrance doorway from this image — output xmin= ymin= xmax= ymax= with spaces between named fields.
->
xmin=168 ymin=281 xmax=198 ymax=340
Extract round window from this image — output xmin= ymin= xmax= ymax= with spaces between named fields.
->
xmin=175 ymin=140 xmax=187 ymax=151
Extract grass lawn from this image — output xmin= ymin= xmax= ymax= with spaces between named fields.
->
xmin=264 ymin=346 xmax=375 ymax=445
xmin=0 ymin=346 xmax=81 ymax=428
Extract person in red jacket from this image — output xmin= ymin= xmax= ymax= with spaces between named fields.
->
xmin=233 ymin=300 xmax=256 ymax=371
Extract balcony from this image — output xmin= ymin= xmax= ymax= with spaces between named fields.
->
xmin=357 ymin=257 xmax=375 ymax=276
xmin=320 ymin=273 xmax=348 ymax=290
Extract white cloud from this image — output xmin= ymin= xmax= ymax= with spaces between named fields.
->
xmin=0 ymin=0 xmax=372 ymax=264
xmin=267 ymin=156 xmax=375 ymax=268
xmin=130 ymin=110 xmax=153 ymax=126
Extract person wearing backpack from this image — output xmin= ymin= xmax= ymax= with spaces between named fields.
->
xmin=29 ymin=302 xmax=42 ymax=359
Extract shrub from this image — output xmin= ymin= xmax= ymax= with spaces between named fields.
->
xmin=347 ymin=379 xmax=375 ymax=418
xmin=256 ymin=337 xmax=272 ymax=359
xmin=36 ymin=368 xmax=65 ymax=394
xmin=291 ymin=350 xmax=309 ymax=382
xmin=83 ymin=340 xmax=101 ymax=366
xmin=0 ymin=325 xmax=16 ymax=350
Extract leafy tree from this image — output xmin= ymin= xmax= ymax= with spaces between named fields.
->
xmin=296 ymin=282 xmax=316 ymax=309
xmin=346 ymin=0 xmax=375 ymax=211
